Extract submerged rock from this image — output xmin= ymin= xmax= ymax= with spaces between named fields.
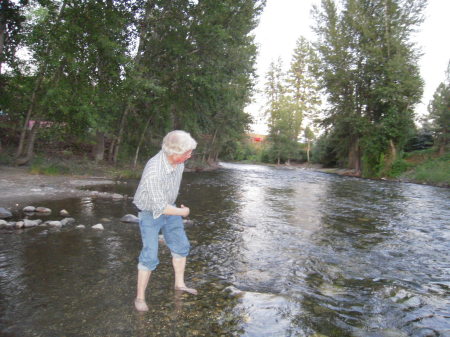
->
xmin=120 ymin=214 xmax=139 ymax=223
xmin=24 ymin=219 xmax=42 ymax=228
xmin=47 ymin=221 xmax=62 ymax=228
xmin=36 ymin=207 xmax=52 ymax=214
xmin=60 ymin=209 xmax=69 ymax=216
xmin=76 ymin=225 xmax=86 ymax=229
xmin=111 ymin=193 xmax=124 ymax=200
xmin=23 ymin=206 xmax=36 ymax=212
xmin=60 ymin=217 xmax=75 ymax=226
xmin=92 ymin=224 xmax=104 ymax=230
xmin=0 ymin=208 xmax=12 ymax=219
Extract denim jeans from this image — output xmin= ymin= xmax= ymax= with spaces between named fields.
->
xmin=137 ymin=211 xmax=190 ymax=271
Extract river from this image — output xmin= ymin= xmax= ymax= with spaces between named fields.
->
xmin=1 ymin=162 xmax=449 ymax=337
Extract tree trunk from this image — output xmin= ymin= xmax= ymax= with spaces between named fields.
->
xmin=92 ymin=132 xmax=105 ymax=162
xmin=207 ymin=128 xmax=218 ymax=163
xmin=0 ymin=20 xmax=5 ymax=74
xmin=306 ymin=140 xmax=311 ymax=162
xmin=133 ymin=116 xmax=152 ymax=169
xmin=348 ymin=137 xmax=361 ymax=174
xmin=16 ymin=123 xmax=39 ymax=165
xmin=112 ymin=105 xmax=131 ymax=164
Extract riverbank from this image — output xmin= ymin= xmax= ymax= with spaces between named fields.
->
xmin=0 ymin=165 xmax=116 ymax=210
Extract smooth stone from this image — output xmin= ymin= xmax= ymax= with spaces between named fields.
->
xmin=92 ymin=224 xmax=104 ymax=230
xmin=24 ymin=219 xmax=42 ymax=228
xmin=223 ymin=286 xmax=244 ymax=297
xmin=47 ymin=221 xmax=62 ymax=228
xmin=0 ymin=220 xmax=7 ymax=228
xmin=36 ymin=207 xmax=52 ymax=213
xmin=23 ymin=206 xmax=36 ymax=212
xmin=0 ymin=208 xmax=12 ymax=219
xmin=120 ymin=214 xmax=139 ymax=223
xmin=6 ymin=222 xmax=15 ymax=229
xmin=183 ymin=219 xmax=194 ymax=226
xmin=76 ymin=225 xmax=86 ymax=229
xmin=60 ymin=217 xmax=75 ymax=226
xmin=60 ymin=209 xmax=69 ymax=216
xmin=111 ymin=193 xmax=124 ymax=200
xmin=15 ymin=221 xmax=24 ymax=229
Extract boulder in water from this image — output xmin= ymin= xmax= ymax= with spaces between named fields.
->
xmin=60 ymin=217 xmax=75 ymax=226
xmin=120 ymin=214 xmax=139 ymax=223
xmin=92 ymin=224 xmax=104 ymax=230
xmin=36 ymin=207 xmax=51 ymax=214
xmin=24 ymin=219 xmax=42 ymax=228
xmin=23 ymin=206 xmax=36 ymax=212
xmin=60 ymin=209 xmax=69 ymax=216
xmin=47 ymin=221 xmax=62 ymax=228
xmin=0 ymin=208 xmax=12 ymax=219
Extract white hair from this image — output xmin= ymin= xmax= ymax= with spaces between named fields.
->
xmin=162 ymin=130 xmax=197 ymax=155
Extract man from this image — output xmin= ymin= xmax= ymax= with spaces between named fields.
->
xmin=133 ymin=130 xmax=198 ymax=312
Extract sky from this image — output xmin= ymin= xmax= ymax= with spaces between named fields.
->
xmin=247 ymin=0 xmax=450 ymax=135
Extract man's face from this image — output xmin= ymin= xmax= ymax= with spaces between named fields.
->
xmin=171 ymin=150 xmax=193 ymax=164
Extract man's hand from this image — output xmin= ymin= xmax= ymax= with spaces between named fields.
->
xmin=180 ymin=204 xmax=190 ymax=217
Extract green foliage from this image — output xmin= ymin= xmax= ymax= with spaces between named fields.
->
xmin=402 ymin=152 xmax=450 ymax=186
xmin=313 ymin=0 xmax=425 ymax=175
xmin=427 ymin=61 xmax=450 ymax=153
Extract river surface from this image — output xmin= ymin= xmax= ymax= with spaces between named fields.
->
xmin=0 ymin=162 xmax=449 ymax=337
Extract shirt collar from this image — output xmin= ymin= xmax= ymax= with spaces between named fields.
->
xmin=161 ymin=150 xmax=176 ymax=173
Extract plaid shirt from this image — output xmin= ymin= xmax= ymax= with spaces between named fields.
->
xmin=133 ymin=150 xmax=184 ymax=218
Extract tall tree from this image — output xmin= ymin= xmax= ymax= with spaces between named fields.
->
xmin=428 ymin=61 xmax=450 ymax=155
xmin=313 ymin=0 xmax=425 ymax=176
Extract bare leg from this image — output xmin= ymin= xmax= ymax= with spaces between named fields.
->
xmin=135 ymin=269 xmax=151 ymax=311
xmin=172 ymin=257 xmax=197 ymax=295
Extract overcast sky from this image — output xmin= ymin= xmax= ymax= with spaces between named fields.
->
xmin=247 ymin=0 xmax=450 ymax=134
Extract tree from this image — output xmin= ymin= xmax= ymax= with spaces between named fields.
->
xmin=313 ymin=0 xmax=425 ymax=176
xmin=428 ymin=61 xmax=450 ymax=155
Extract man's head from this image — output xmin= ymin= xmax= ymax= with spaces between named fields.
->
xmin=162 ymin=130 xmax=197 ymax=165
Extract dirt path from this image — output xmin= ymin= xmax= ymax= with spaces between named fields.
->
xmin=0 ymin=166 xmax=115 ymax=210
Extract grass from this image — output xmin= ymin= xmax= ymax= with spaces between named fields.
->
xmin=401 ymin=152 xmax=450 ymax=187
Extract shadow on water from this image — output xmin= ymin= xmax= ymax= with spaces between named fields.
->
xmin=1 ymin=162 xmax=449 ymax=336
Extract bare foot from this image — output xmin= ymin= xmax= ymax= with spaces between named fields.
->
xmin=134 ymin=298 xmax=149 ymax=311
xmin=174 ymin=286 xmax=198 ymax=295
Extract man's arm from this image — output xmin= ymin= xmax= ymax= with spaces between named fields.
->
xmin=162 ymin=204 xmax=190 ymax=217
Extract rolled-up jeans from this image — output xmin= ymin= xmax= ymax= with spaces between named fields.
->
xmin=137 ymin=211 xmax=190 ymax=271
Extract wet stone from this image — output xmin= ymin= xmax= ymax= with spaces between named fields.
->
xmin=120 ymin=214 xmax=139 ymax=223
xmin=36 ymin=207 xmax=52 ymax=214
xmin=47 ymin=221 xmax=62 ymax=228
xmin=60 ymin=217 xmax=75 ymax=226
xmin=60 ymin=209 xmax=69 ymax=216
xmin=0 ymin=220 xmax=7 ymax=228
xmin=92 ymin=224 xmax=104 ymax=230
xmin=23 ymin=206 xmax=36 ymax=212
xmin=0 ymin=207 xmax=12 ymax=219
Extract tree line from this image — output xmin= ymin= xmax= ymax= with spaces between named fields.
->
xmin=261 ymin=0 xmax=448 ymax=177
xmin=0 ymin=0 xmax=265 ymax=167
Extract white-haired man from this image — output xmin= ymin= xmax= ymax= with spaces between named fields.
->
xmin=133 ymin=130 xmax=198 ymax=312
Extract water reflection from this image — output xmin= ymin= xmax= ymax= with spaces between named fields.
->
xmin=0 ymin=163 xmax=449 ymax=336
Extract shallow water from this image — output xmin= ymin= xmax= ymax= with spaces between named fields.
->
xmin=1 ymin=162 xmax=449 ymax=337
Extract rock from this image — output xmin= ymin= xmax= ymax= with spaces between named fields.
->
xmin=23 ymin=206 xmax=36 ymax=212
xmin=60 ymin=209 xmax=69 ymax=216
xmin=224 ymin=286 xmax=244 ymax=297
xmin=120 ymin=214 xmax=139 ymax=223
xmin=36 ymin=207 xmax=52 ymax=214
xmin=92 ymin=224 xmax=104 ymax=230
xmin=111 ymin=193 xmax=124 ymax=200
xmin=15 ymin=221 xmax=24 ymax=229
xmin=5 ymin=222 xmax=15 ymax=229
xmin=0 ymin=207 xmax=12 ymax=219
xmin=60 ymin=217 xmax=75 ymax=226
xmin=183 ymin=219 xmax=194 ymax=227
xmin=24 ymin=219 xmax=42 ymax=228
xmin=0 ymin=220 xmax=7 ymax=228
xmin=47 ymin=221 xmax=62 ymax=228
xmin=75 ymin=225 xmax=86 ymax=229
